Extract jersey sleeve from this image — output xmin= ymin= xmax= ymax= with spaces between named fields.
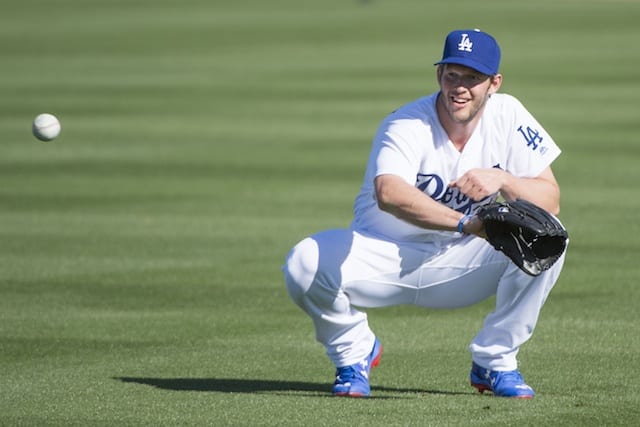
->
xmin=370 ymin=116 xmax=424 ymax=184
xmin=502 ymin=95 xmax=561 ymax=178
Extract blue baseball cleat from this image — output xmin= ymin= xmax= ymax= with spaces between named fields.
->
xmin=332 ymin=338 xmax=383 ymax=397
xmin=470 ymin=362 xmax=535 ymax=399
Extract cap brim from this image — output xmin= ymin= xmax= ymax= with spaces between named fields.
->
xmin=435 ymin=58 xmax=496 ymax=76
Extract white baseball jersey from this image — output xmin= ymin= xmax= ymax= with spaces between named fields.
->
xmin=351 ymin=92 xmax=561 ymax=242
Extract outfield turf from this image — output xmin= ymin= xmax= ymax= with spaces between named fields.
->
xmin=1 ymin=0 xmax=639 ymax=425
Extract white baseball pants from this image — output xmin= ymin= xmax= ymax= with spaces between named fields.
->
xmin=283 ymin=228 xmax=565 ymax=371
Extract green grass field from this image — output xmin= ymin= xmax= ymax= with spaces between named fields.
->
xmin=2 ymin=0 xmax=639 ymax=425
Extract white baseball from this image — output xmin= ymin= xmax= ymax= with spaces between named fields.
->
xmin=32 ymin=113 xmax=61 ymax=141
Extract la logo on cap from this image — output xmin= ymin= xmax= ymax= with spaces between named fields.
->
xmin=458 ymin=34 xmax=473 ymax=52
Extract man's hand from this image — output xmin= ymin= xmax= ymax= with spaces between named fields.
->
xmin=461 ymin=215 xmax=487 ymax=239
xmin=449 ymin=168 xmax=505 ymax=201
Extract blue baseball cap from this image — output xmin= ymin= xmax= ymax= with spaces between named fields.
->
xmin=435 ymin=29 xmax=501 ymax=76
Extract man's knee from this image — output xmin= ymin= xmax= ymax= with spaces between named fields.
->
xmin=283 ymin=238 xmax=320 ymax=305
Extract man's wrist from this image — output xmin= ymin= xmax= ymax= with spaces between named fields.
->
xmin=457 ymin=214 xmax=473 ymax=234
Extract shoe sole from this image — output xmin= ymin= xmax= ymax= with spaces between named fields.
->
xmin=471 ymin=381 xmax=534 ymax=399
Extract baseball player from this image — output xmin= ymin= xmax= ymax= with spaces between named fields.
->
xmin=283 ymin=29 xmax=566 ymax=398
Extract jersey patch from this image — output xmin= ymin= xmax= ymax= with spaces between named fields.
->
xmin=517 ymin=125 xmax=544 ymax=151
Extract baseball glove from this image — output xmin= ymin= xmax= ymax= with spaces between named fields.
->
xmin=475 ymin=199 xmax=568 ymax=276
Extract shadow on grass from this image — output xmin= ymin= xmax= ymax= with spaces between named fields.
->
xmin=116 ymin=377 xmax=468 ymax=398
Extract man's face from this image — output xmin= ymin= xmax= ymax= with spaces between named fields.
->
xmin=437 ymin=64 xmax=500 ymax=124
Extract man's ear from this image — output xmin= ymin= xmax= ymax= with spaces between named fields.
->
xmin=489 ymin=73 xmax=503 ymax=95
xmin=436 ymin=64 xmax=444 ymax=84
